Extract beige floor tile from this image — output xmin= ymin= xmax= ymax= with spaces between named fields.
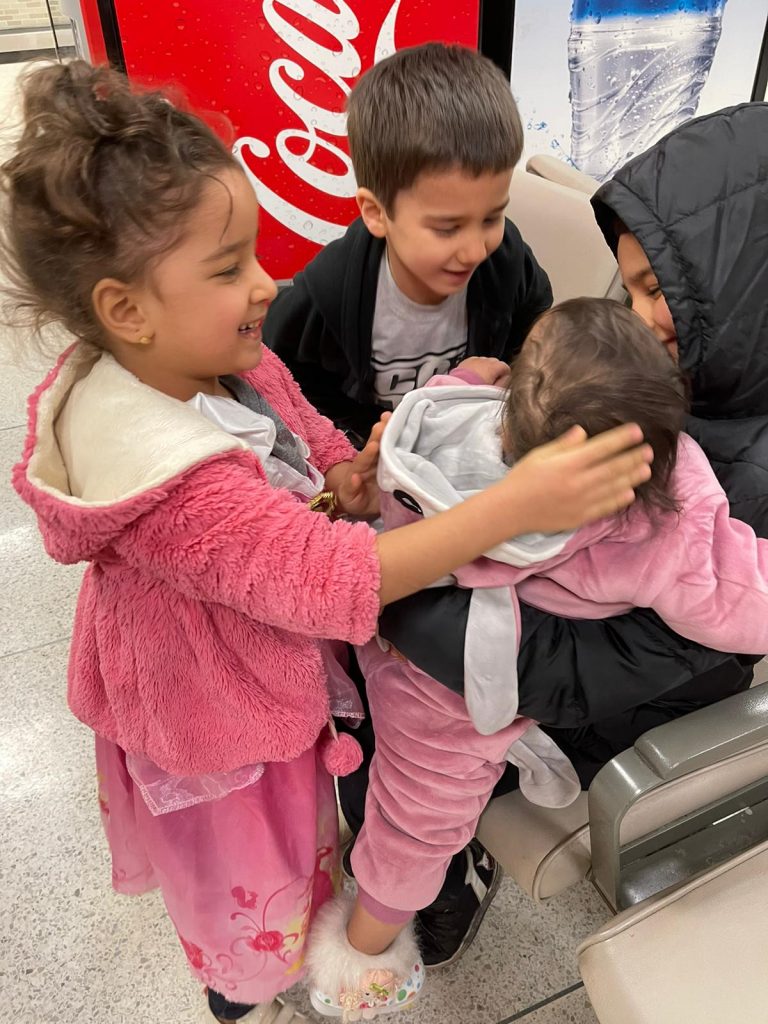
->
xmin=0 ymin=358 xmax=45 ymax=430
xmin=1 ymin=641 xmax=206 ymax=1024
xmin=0 ymin=521 xmax=82 ymax=657
xmin=0 ymin=421 xmax=82 ymax=657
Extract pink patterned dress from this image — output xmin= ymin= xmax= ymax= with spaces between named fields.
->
xmin=96 ymin=724 xmax=340 ymax=1003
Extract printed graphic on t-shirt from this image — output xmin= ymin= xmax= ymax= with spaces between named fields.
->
xmin=372 ymin=342 xmax=467 ymax=409
xmin=370 ymin=253 xmax=469 ymax=409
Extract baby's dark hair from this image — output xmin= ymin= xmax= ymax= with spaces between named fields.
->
xmin=346 ymin=43 xmax=523 ymax=214
xmin=504 ymin=298 xmax=688 ymax=515
xmin=0 ymin=60 xmax=239 ymax=350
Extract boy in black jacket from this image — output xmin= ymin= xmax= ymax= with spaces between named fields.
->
xmin=264 ymin=43 xmax=552 ymax=448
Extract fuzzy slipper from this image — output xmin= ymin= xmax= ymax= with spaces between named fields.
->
xmin=306 ymin=893 xmax=425 ymax=1021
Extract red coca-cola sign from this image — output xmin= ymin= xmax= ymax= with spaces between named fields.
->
xmin=96 ymin=0 xmax=480 ymax=279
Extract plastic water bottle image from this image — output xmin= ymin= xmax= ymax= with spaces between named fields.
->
xmin=569 ymin=0 xmax=727 ymax=180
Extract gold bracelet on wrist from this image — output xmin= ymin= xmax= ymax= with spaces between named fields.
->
xmin=307 ymin=490 xmax=337 ymax=517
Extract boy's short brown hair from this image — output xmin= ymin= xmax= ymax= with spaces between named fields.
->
xmin=504 ymin=298 xmax=688 ymax=515
xmin=346 ymin=43 xmax=523 ymax=213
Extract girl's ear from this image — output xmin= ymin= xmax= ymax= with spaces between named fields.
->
xmin=92 ymin=278 xmax=154 ymax=347
xmin=356 ymin=188 xmax=389 ymax=239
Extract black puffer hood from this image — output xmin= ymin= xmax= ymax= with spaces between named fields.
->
xmin=593 ymin=103 xmax=768 ymax=421
xmin=592 ymin=103 xmax=768 ymax=536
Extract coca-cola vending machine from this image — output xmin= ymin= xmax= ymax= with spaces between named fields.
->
xmin=69 ymin=0 xmax=490 ymax=281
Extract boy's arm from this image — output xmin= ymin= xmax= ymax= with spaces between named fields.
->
xmin=504 ymin=239 xmax=553 ymax=360
xmin=263 ymin=278 xmax=376 ymax=446
xmin=486 ymin=222 xmax=552 ymax=363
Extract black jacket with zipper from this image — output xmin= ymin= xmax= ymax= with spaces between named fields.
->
xmin=264 ymin=216 xmax=553 ymax=447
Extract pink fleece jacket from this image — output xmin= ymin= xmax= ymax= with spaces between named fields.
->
xmin=13 ymin=344 xmax=381 ymax=775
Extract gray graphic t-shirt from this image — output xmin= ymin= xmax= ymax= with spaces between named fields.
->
xmin=370 ymin=254 xmax=468 ymax=410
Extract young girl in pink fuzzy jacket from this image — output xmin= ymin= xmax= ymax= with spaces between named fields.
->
xmin=4 ymin=62 xmax=651 ymax=1023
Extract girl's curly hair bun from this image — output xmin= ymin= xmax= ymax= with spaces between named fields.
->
xmin=1 ymin=60 xmax=239 ymax=353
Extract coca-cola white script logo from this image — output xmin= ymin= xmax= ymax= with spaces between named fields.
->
xmin=233 ymin=0 xmax=401 ymax=246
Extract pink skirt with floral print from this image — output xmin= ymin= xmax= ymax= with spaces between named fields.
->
xmin=95 ymin=736 xmax=340 ymax=1004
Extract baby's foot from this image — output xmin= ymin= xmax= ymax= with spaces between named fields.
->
xmin=306 ymin=894 xmax=425 ymax=1021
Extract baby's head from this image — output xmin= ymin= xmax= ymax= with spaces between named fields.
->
xmin=1 ymin=61 xmax=274 ymax=393
xmin=505 ymin=298 xmax=688 ymax=514
xmin=346 ymin=43 xmax=523 ymax=305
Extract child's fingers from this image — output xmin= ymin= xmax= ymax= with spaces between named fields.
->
xmin=578 ymin=425 xmax=649 ymax=468
xmin=352 ymin=444 xmax=376 ymax=472
xmin=547 ymin=423 xmax=647 ymax=467
xmin=582 ymin=447 xmax=653 ymax=493
xmin=368 ymin=416 xmax=389 ymax=443
xmin=492 ymin=363 xmax=512 ymax=385
xmin=341 ymin=473 xmax=364 ymax=508
xmin=359 ymin=414 xmax=390 ymax=457
xmin=585 ymin=455 xmax=653 ymax=514
xmin=538 ymin=424 xmax=588 ymax=453
xmin=585 ymin=486 xmax=639 ymax=520
xmin=353 ymin=440 xmax=380 ymax=476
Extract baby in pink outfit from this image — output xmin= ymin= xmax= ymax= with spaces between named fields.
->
xmin=330 ymin=296 xmax=768 ymax=956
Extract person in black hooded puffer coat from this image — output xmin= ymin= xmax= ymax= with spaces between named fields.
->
xmin=524 ymin=98 xmax=768 ymax=778
xmin=341 ymin=101 xmax=768 ymax=967
xmin=594 ymin=104 xmax=768 ymax=534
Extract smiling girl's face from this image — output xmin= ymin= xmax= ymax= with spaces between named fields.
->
xmin=109 ymin=167 xmax=277 ymax=401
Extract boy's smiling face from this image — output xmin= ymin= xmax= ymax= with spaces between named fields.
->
xmin=357 ymin=166 xmax=512 ymax=306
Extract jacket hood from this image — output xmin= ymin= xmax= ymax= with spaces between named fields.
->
xmin=592 ymin=103 xmax=768 ymax=420
xmin=377 ymin=383 xmax=574 ymax=568
xmin=12 ymin=345 xmax=244 ymax=564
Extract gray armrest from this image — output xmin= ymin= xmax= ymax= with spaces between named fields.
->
xmin=588 ymin=682 xmax=768 ymax=910
xmin=525 ymin=154 xmax=599 ymax=197
xmin=635 ymin=685 xmax=768 ymax=780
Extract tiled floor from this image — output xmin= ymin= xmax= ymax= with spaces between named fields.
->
xmin=0 ymin=58 xmax=605 ymax=1024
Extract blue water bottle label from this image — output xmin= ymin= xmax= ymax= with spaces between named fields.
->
xmin=571 ymin=0 xmax=726 ymax=19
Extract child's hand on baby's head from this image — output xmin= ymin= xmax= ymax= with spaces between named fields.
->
xmin=327 ymin=414 xmax=391 ymax=519
xmin=507 ymin=424 xmax=653 ymax=533
xmin=456 ymin=357 xmax=511 ymax=387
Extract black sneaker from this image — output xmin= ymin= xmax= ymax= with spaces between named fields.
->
xmin=207 ymin=988 xmax=256 ymax=1021
xmin=341 ymin=838 xmax=355 ymax=881
xmin=416 ymin=839 xmax=502 ymax=969
xmin=341 ymin=838 xmax=502 ymax=969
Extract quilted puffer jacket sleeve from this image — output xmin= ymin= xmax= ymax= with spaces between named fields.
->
xmin=111 ymin=449 xmax=381 ymax=644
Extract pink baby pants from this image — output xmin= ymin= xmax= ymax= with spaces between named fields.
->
xmin=351 ymin=640 xmax=532 ymax=923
